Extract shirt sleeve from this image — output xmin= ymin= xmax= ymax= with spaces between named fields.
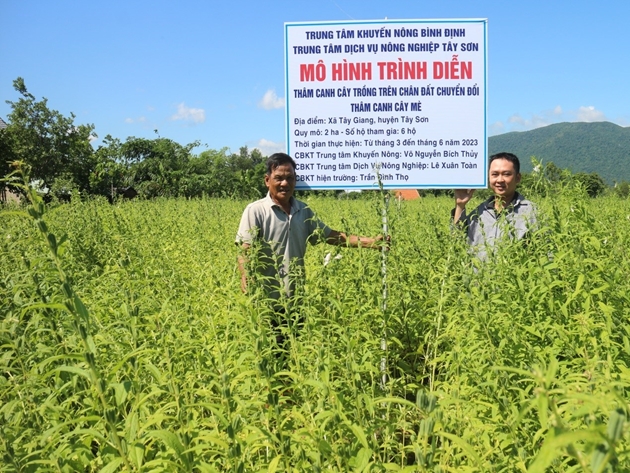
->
xmin=235 ymin=204 xmax=260 ymax=245
xmin=527 ymin=203 xmax=538 ymax=230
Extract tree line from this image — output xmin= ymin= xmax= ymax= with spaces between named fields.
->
xmin=1 ymin=77 xmax=628 ymax=202
xmin=1 ymin=78 xmax=268 ymax=201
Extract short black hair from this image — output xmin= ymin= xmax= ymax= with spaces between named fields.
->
xmin=266 ymin=153 xmax=296 ymax=175
xmin=489 ymin=152 xmax=520 ymax=174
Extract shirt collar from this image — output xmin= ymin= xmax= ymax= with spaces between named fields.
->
xmin=265 ymin=192 xmax=297 ymax=213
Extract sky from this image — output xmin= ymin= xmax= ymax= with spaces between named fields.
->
xmin=1 ymin=0 xmax=629 ymax=157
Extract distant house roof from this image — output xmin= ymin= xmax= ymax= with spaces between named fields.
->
xmin=0 ymin=117 xmax=7 ymax=130
xmin=395 ymin=189 xmax=420 ymax=200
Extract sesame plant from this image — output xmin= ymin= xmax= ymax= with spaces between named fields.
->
xmin=1 ymin=169 xmax=629 ymax=471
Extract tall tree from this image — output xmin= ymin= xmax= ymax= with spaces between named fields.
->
xmin=573 ymin=172 xmax=606 ymax=197
xmin=120 ymin=136 xmax=198 ymax=198
xmin=90 ymin=135 xmax=129 ymax=198
xmin=3 ymin=77 xmax=96 ymax=194
xmin=0 ymin=125 xmax=15 ymax=185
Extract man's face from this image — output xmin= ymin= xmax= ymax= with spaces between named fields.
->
xmin=489 ymin=158 xmax=520 ymax=201
xmin=265 ymin=163 xmax=296 ymax=206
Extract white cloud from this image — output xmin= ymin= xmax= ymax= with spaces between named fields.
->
xmin=489 ymin=121 xmax=505 ymax=136
xmin=508 ymin=110 xmax=558 ymax=130
xmin=171 ymin=103 xmax=206 ymax=123
xmin=507 ymin=114 xmax=525 ymax=126
xmin=575 ymin=106 xmax=605 ymax=122
xmin=258 ymin=89 xmax=285 ymax=110
xmin=125 ymin=116 xmax=147 ymax=124
xmin=253 ymin=139 xmax=285 ymax=156
xmin=492 ymin=105 xmax=611 ymax=135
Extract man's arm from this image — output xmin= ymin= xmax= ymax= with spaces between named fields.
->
xmin=325 ymin=230 xmax=388 ymax=249
xmin=237 ymin=243 xmax=251 ymax=293
xmin=236 ymin=203 xmax=259 ymax=293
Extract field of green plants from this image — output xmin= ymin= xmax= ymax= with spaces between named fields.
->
xmin=1 ymin=184 xmax=629 ymax=471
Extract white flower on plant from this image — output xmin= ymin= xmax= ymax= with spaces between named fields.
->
xmin=323 ymin=252 xmax=342 ymax=266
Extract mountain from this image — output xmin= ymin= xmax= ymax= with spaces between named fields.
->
xmin=488 ymin=122 xmax=630 ymax=183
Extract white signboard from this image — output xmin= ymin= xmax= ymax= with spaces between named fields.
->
xmin=285 ymin=19 xmax=487 ymax=190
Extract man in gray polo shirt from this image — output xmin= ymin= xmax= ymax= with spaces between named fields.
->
xmin=452 ymin=152 xmax=537 ymax=260
xmin=237 ymin=152 xmax=385 ymax=300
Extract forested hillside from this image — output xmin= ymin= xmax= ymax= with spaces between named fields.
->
xmin=489 ymin=122 xmax=630 ymax=183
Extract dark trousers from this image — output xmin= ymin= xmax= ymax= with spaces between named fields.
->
xmin=269 ymin=306 xmax=305 ymax=355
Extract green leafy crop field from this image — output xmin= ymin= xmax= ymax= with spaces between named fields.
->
xmin=1 ymin=190 xmax=629 ymax=472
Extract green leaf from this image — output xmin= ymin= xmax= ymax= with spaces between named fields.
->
xmin=376 ymin=396 xmax=419 ymax=410
xmin=46 ymin=233 xmax=57 ymax=254
xmin=438 ymin=432 xmax=484 ymax=468
xmin=267 ymin=455 xmax=282 ymax=473
xmin=86 ymin=335 xmax=97 ymax=354
xmin=112 ymin=380 xmax=132 ymax=406
xmin=537 ymin=393 xmax=548 ymax=430
xmin=197 ymin=462 xmax=220 ymax=473
xmin=606 ymin=408 xmax=625 ymax=443
xmin=129 ymin=441 xmax=145 ymax=469
xmin=21 ymin=302 xmax=68 ymax=317
xmin=491 ymin=365 xmax=536 ymax=379
xmin=143 ymin=362 xmax=164 ymax=383
xmin=146 ymin=430 xmax=189 ymax=468
xmin=74 ymin=294 xmax=90 ymax=321
xmin=349 ymin=423 xmax=369 ymax=449
xmin=98 ymin=457 xmax=123 ymax=473
xmin=352 ymin=447 xmax=372 ymax=471
xmin=591 ymin=444 xmax=608 ymax=473
xmin=571 ymin=274 xmax=585 ymax=300
xmin=53 ymin=365 xmax=91 ymax=380
xmin=527 ymin=429 xmax=603 ymax=472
